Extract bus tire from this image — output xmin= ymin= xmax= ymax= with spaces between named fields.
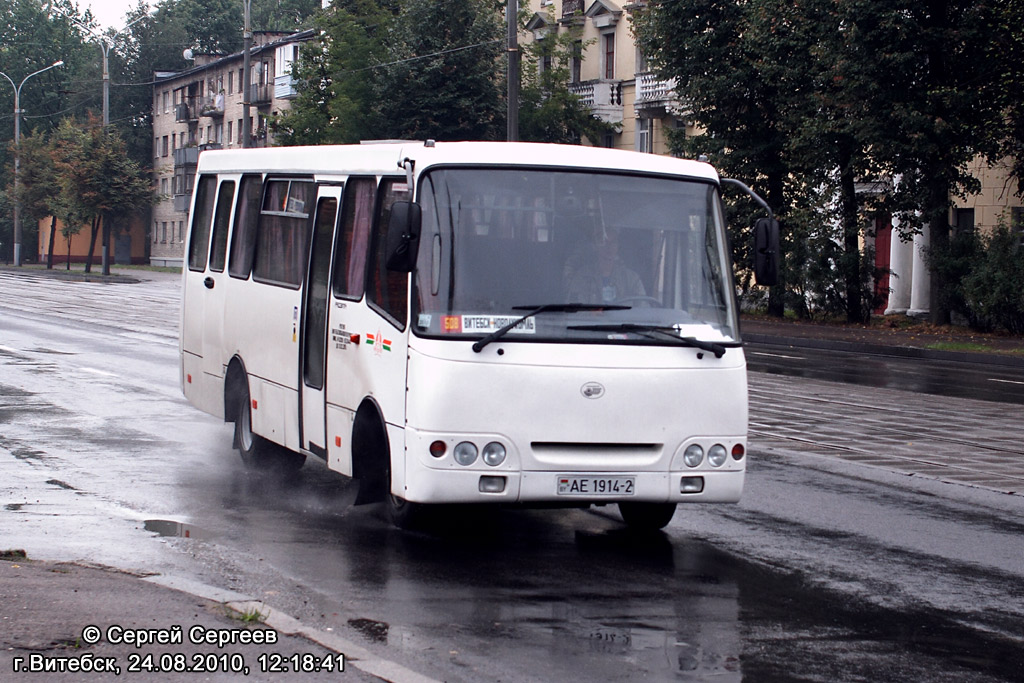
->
xmin=386 ymin=493 xmax=425 ymax=530
xmin=618 ymin=502 xmax=676 ymax=531
xmin=233 ymin=381 xmax=305 ymax=473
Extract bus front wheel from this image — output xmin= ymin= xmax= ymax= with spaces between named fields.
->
xmin=618 ymin=502 xmax=676 ymax=531
xmin=233 ymin=386 xmax=305 ymax=473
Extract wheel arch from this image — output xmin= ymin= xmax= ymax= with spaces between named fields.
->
xmin=351 ymin=397 xmax=391 ymax=505
xmin=224 ymin=355 xmax=248 ymax=425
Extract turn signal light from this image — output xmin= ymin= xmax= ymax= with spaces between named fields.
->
xmin=732 ymin=444 xmax=745 ymax=460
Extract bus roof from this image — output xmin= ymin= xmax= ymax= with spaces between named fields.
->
xmin=194 ymin=141 xmax=720 ymax=183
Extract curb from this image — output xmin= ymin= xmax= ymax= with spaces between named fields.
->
xmin=744 ymin=333 xmax=1024 ymax=369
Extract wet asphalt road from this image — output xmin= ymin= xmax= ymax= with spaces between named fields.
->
xmin=2 ymin=270 xmax=1023 ymax=682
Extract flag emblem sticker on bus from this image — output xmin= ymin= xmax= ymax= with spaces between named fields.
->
xmin=366 ymin=332 xmax=392 ymax=354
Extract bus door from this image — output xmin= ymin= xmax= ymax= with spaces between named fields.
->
xmin=300 ymin=185 xmax=342 ymax=458
xmin=201 ymin=178 xmax=237 ymax=385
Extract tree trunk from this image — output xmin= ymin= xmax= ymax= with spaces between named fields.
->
xmin=839 ymin=145 xmax=864 ymax=323
xmin=765 ymin=167 xmax=787 ymax=318
xmin=46 ymin=217 xmax=57 ymax=270
xmin=84 ymin=216 xmax=100 ymax=273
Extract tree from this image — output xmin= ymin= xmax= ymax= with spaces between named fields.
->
xmin=373 ymin=0 xmax=505 ymax=141
xmin=49 ymin=116 xmax=154 ymax=273
xmin=517 ymin=10 xmax=617 ymax=144
xmin=632 ymin=0 xmax=792 ymax=316
xmin=633 ymin=0 xmax=1023 ymax=324
xmin=274 ymin=0 xmax=398 ymax=145
xmin=9 ymin=130 xmax=58 ymax=267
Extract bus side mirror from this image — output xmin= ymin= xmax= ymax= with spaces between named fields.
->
xmin=385 ymin=201 xmax=422 ymax=272
xmin=753 ymin=217 xmax=779 ymax=286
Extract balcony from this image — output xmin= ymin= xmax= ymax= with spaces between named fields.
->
xmin=635 ymin=72 xmax=687 ymax=116
xmin=175 ymin=102 xmax=197 ymax=122
xmin=249 ymin=83 xmax=273 ymax=106
xmin=173 ymin=146 xmax=199 ymax=168
xmin=173 ymin=193 xmax=191 ymax=213
xmin=199 ymin=95 xmax=225 ymax=118
xmin=274 ymin=74 xmax=298 ymax=100
xmin=569 ymin=80 xmax=623 ymax=124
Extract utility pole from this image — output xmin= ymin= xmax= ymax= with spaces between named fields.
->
xmin=242 ymin=0 xmax=253 ymax=148
xmin=507 ymin=0 xmax=519 ymax=142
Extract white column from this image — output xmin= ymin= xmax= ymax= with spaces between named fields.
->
xmin=884 ymin=214 xmax=913 ymax=315
xmin=907 ymin=225 xmax=931 ymax=317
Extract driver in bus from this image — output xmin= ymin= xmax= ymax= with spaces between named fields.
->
xmin=564 ymin=226 xmax=646 ymax=305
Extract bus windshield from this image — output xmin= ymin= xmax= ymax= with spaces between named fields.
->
xmin=412 ymin=168 xmax=739 ymax=345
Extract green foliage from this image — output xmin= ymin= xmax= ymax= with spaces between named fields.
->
xmin=633 ymin=0 xmax=1023 ymax=324
xmin=274 ymin=0 xmax=396 ymax=145
xmin=374 ymin=0 xmax=505 ymax=141
xmin=930 ymin=221 xmax=1024 ymax=335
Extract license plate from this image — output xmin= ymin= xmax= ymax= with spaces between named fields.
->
xmin=557 ymin=476 xmax=635 ymax=496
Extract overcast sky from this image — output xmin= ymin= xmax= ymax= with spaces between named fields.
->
xmin=83 ymin=0 xmax=146 ymax=31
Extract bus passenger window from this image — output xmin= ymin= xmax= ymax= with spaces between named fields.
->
xmin=368 ymin=178 xmax=412 ymax=327
xmin=208 ymin=180 xmax=235 ymax=272
xmin=229 ymin=174 xmax=263 ymax=279
xmin=252 ymin=178 xmax=314 ymax=288
xmin=187 ymin=175 xmax=217 ymax=272
xmin=332 ymin=177 xmax=376 ymax=300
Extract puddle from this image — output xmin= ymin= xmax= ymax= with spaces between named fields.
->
xmin=348 ymin=617 xmax=389 ymax=643
xmin=5 ymin=503 xmax=25 ymax=511
xmin=144 ymin=519 xmax=212 ymax=540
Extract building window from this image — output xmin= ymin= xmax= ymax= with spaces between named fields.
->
xmin=180 ymin=221 xmax=185 ymax=243
xmin=237 ymin=119 xmax=243 ymax=144
xmin=162 ymin=136 xmax=169 ymax=157
xmin=636 ymin=118 xmax=652 ymax=153
xmin=227 ymin=121 xmax=233 ymax=146
xmin=602 ymin=33 xmax=615 ymax=80
xmin=153 ymin=222 xmax=158 ymax=243
xmin=162 ymin=222 xmax=168 ymax=243
xmin=228 ymin=71 xmax=233 ymax=94
xmin=954 ymin=208 xmax=975 ymax=235
xmin=163 ymin=91 xmax=169 ymax=113
xmin=1012 ymin=207 xmax=1024 ymax=246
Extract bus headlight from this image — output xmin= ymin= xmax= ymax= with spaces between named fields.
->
xmin=453 ymin=441 xmax=478 ymax=466
xmin=708 ymin=444 xmax=728 ymax=467
xmin=482 ymin=442 xmax=506 ymax=467
xmin=683 ymin=444 xmax=704 ymax=468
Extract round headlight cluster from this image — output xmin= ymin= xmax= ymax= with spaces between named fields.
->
xmin=708 ymin=444 xmax=728 ymax=467
xmin=444 ymin=440 xmax=507 ymax=467
xmin=683 ymin=442 xmax=740 ymax=468
xmin=482 ymin=442 xmax=507 ymax=467
xmin=453 ymin=441 xmax=478 ymax=466
xmin=683 ymin=444 xmax=704 ymax=468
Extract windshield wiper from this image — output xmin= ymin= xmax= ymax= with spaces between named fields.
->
xmin=567 ymin=323 xmax=731 ymax=358
xmin=471 ymin=303 xmax=630 ymax=353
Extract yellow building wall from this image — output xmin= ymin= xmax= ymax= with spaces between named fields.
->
xmin=37 ymin=215 xmax=149 ymax=265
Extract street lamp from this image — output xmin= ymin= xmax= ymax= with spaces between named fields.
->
xmin=0 ymin=60 xmax=65 ymax=266
xmin=97 ymin=13 xmax=148 ymax=274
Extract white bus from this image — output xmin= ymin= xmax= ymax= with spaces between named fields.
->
xmin=180 ymin=141 xmax=778 ymax=530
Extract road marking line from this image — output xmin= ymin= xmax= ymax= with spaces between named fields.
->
xmin=750 ymin=351 xmax=803 ymax=360
xmin=80 ymin=367 xmax=118 ymax=377
xmin=989 ymin=378 xmax=1024 ymax=386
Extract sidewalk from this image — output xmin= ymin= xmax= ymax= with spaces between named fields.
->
xmin=0 ymin=554 xmax=416 ymax=682
xmin=742 ymin=314 xmax=1024 ymax=367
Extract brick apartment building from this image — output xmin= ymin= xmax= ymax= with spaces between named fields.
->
xmin=150 ymin=29 xmax=314 ymax=267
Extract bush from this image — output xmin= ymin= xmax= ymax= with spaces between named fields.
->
xmin=961 ymin=224 xmax=1024 ymax=334
xmin=931 ymin=221 xmax=1024 ymax=334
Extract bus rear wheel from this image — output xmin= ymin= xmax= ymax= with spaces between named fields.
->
xmin=233 ymin=386 xmax=305 ymax=473
xmin=618 ymin=502 xmax=676 ymax=531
